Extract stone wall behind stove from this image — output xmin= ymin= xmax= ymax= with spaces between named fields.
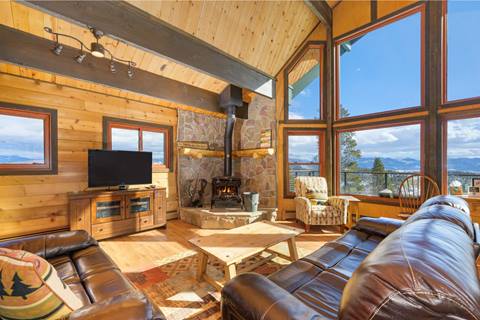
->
xmin=178 ymin=94 xmax=277 ymax=208
xmin=177 ymin=110 xmax=224 ymax=207
xmin=235 ymin=95 xmax=277 ymax=208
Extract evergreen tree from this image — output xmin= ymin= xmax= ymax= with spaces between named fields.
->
xmin=0 ymin=270 xmax=7 ymax=300
xmin=339 ymin=106 xmax=363 ymax=193
xmin=11 ymin=272 xmax=36 ymax=300
xmin=371 ymin=157 xmax=386 ymax=194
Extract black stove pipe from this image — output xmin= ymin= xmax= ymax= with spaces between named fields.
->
xmin=224 ymin=105 xmax=236 ymax=177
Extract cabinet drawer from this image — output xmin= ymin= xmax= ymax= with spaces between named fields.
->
xmin=140 ymin=215 xmax=154 ymax=230
xmin=92 ymin=220 xmax=139 ymax=240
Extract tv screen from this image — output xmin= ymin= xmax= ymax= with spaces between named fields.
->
xmin=88 ymin=150 xmax=152 ymax=188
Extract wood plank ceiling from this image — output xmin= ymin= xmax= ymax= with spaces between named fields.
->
xmin=0 ymin=0 xmax=320 ymax=100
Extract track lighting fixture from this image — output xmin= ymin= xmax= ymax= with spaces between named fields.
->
xmin=43 ymin=26 xmax=136 ymax=78
xmin=52 ymin=43 xmax=63 ymax=55
xmin=110 ymin=60 xmax=116 ymax=73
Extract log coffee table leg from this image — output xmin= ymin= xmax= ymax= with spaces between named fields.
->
xmin=224 ymin=263 xmax=237 ymax=282
xmin=287 ymin=237 xmax=299 ymax=261
xmin=196 ymin=252 xmax=208 ymax=281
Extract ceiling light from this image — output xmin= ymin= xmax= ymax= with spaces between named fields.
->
xmin=75 ymin=52 xmax=86 ymax=63
xmin=110 ymin=60 xmax=116 ymax=73
xmin=52 ymin=43 xmax=63 ymax=55
xmin=91 ymin=42 xmax=105 ymax=58
xmin=127 ymin=65 xmax=134 ymax=79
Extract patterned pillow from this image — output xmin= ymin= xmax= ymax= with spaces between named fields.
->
xmin=305 ymin=190 xmax=328 ymax=205
xmin=0 ymin=248 xmax=82 ymax=320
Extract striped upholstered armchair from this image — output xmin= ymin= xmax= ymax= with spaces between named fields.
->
xmin=294 ymin=176 xmax=349 ymax=232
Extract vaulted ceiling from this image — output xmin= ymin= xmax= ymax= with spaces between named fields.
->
xmin=0 ymin=0 xmax=321 ymax=97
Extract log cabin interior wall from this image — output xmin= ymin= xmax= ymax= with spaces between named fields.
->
xmin=0 ymin=68 xmax=179 ymax=239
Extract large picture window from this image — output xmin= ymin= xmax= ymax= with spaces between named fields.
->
xmin=0 ymin=103 xmax=57 ymax=175
xmin=285 ymin=43 xmax=323 ymax=121
xmin=284 ymin=129 xmax=325 ymax=196
xmin=337 ymin=122 xmax=422 ymax=198
xmin=444 ymin=1 xmax=480 ymax=103
xmin=443 ymin=115 xmax=480 ymax=193
xmin=337 ymin=6 xmax=423 ymax=119
xmin=104 ymin=118 xmax=172 ymax=171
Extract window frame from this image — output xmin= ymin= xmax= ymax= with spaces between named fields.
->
xmin=283 ymin=128 xmax=326 ymax=198
xmin=441 ymin=110 xmax=480 ymax=194
xmin=0 ymin=102 xmax=57 ymax=175
xmin=334 ymin=119 xmax=425 ymax=204
xmin=103 ymin=117 xmax=173 ymax=172
xmin=334 ymin=4 xmax=426 ymax=121
xmin=442 ymin=0 xmax=480 ymax=107
xmin=283 ymin=41 xmax=326 ymax=123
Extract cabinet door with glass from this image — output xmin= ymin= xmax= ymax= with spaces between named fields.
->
xmin=126 ymin=192 xmax=153 ymax=219
xmin=91 ymin=195 xmax=124 ymax=224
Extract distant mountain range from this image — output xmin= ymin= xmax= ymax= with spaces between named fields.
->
xmin=358 ymin=157 xmax=480 ymax=173
xmin=0 ymin=155 xmax=41 ymax=164
xmin=290 ymin=156 xmax=480 ymax=173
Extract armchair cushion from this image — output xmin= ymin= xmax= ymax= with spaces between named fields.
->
xmin=0 ymin=248 xmax=83 ymax=320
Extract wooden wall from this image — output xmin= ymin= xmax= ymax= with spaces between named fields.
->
xmin=0 ymin=71 xmax=178 ymax=239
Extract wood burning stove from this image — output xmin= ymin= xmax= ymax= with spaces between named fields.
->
xmin=211 ymin=85 xmax=243 ymax=209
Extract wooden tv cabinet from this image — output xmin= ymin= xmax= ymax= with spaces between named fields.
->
xmin=68 ymin=187 xmax=166 ymax=240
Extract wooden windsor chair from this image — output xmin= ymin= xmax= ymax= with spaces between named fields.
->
xmin=398 ymin=174 xmax=440 ymax=220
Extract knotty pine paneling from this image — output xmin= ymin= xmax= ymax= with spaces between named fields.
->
xmin=0 ymin=73 xmax=178 ymax=239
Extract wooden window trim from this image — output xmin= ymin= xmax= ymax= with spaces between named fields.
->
xmin=440 ymin=111 xmax=480 ymax=194
xmin=103 ymin=117 xmax=173 ymax=172
xmin=442 ymin=0 xmax=480 ymax=107
xmin=334 ymin=120 xmax=425 ymax=203
xmin=283 ymin=128 xmax=326 ymax=198
xmin=334 ymin=3 xmax=426 ymax=121
xmin=283 ymin=41 xmax=326 ymax=123
xmin=0 ymin=103 xmax=57 ymax=175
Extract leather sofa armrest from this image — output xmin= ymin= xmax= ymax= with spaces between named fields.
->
xmin=354 ymin=217 xmax=403 ymax=237
xmin=221 ymin=273 xmax=323 ymax=320
xmin=0 ymin=230 xmax=97 ymax=259
xmin=69 ymin=292 xmax=161 ymax=320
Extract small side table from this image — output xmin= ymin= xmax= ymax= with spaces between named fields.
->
xmin=337 ymin=196 xmax=361 ymax=228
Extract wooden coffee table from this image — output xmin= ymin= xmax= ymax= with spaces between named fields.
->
xmin=189 ymin=221 xmax=303 ymax=290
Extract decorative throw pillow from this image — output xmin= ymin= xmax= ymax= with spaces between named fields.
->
xmin=305 ymin=189 xmax=328 ymax=205
xmin=0 ymin=248 xmax=82 ymax=320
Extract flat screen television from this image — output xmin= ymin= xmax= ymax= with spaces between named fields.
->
xmin=88 ymin=150 xmax=152 ymax=188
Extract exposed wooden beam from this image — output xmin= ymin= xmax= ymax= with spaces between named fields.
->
xmin=0 ymin=25 xmax=221 ymax=113
xmin=304 ymin=0 xmax=333 ymax=28
xmin=22 ymin=0 xmax=275 ymax=98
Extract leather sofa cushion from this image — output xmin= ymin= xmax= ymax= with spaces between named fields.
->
xmin=82 ymin=269 xmax=135 ymax=303
xmin=405 ymin=204 xmax=475 ymax=240
xmin=354 ymin=217 xmax=403 ymax=237
xmin=0 ymin=230 xmax=97 ymax=259
xmin=335 ymin=229 xmax=369 ymax=248
xmin=72 ymin=246 xmax=118 ymax=279
xmin=303 ymin=242 xmax=351 ymax=269
xmin=268 ymin=260 xmax=322 ymax=293
xmin=354 ymin=235 xmax=382 ymax=253
xmin=294 ymin=271 xmax=347 ymax=320
xmin=329 ymin=249 xmax=368 ymax=280
xmin=420 ymin=194 xmax=470 ymax=214
xmin=340 ymin=211 xmax=480 ymax=319
xmin=48 ymin=255 xmax=91 ymax=306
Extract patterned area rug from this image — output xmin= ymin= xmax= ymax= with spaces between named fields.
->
xmin=125 ymin=248 xmax=306 ymax=320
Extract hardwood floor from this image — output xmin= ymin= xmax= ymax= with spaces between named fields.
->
xmin=99 ymin=219 xmax=342 ymax=274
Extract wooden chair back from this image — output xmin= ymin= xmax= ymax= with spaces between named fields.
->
xmin=398 ymin=174 xmax=440 ymax=219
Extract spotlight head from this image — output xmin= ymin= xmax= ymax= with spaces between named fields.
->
xmin=90 ymin=42 xmax=105 ymax=58
xmin=44 ymin=26 xmax=53 ymax=33
xmin=75 ymin=52 xmax=86 ymax=64
xmin=127 ymin=67 xmax=134 ymax=79
xmin=52 ymin=43 xmax=63 ymax=55
xmin=110 ymin=60 xmax=116 ymax=73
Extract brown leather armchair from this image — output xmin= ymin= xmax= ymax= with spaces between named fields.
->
xmin=0 ymin=230 xmax=164 ymax=320
xmin=222 ymin=195 xmax=480 ymax=319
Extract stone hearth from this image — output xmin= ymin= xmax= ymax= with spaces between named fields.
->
xmin=179 ymin=207 xmax=277 ymax=229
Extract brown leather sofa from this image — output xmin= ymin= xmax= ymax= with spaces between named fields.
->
xmin=0 ymin=230 xmax=164 ymax=320
xmin=221 ymin=195 xmax=480 ymax=319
